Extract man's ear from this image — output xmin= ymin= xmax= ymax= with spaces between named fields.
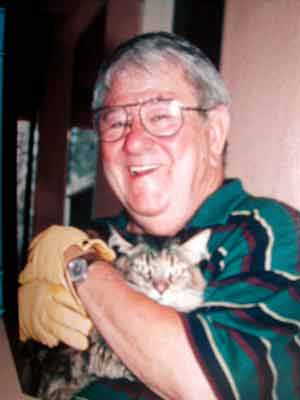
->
xmin=206 ymin=105 xmax=230 ymax=167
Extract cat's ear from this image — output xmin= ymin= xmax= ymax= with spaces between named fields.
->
xmin=108 ymin=226 xmax=133 ymax=254
xmin=180 ymin=229 xmax=211 ymax=264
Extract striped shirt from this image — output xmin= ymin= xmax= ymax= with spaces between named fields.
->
xmin=88 ymin=179 xmax=300 ymax=399
xmin=180 ymin=179 xmax=300 ymax=399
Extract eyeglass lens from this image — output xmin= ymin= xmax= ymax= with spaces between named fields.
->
xmin=99 ymin=100 xmax=183 ymax=142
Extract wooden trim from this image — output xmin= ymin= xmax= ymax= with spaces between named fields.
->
xmin=0 ymin=320 xmax=35 ymax=399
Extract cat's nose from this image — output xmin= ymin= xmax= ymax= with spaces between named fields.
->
xmin=153 ymin=280 xmax=169 ymax=294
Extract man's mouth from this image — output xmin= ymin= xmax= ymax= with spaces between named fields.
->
xmin=128 ymin=164 xmax=160 ymax=176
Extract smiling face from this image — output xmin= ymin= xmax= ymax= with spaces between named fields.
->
xmin=100 ymin=63 xmax=229 ymax=235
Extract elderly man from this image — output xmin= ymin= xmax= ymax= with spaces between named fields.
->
xmin=19 ymin=32 xmax=300 ymax=399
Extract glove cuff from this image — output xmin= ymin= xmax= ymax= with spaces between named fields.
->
xmin=76 ymin=238 xmax=116 ymax=262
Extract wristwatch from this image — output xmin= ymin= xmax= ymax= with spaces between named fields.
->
xmin=67 ymin=252 xmax=102 ymax=285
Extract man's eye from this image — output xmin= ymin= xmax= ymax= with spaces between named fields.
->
xmin=152 ymin=113 xmax=170 ymax=121
xmin=150 ymin=113 xmax=172 ymax=126
xmin=109 ymin=121 xmax=127 ymax=129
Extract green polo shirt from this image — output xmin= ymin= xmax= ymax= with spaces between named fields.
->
xmin=76 ymin=179 xmax=300 ymax=399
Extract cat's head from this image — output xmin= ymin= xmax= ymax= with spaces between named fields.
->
xmin=108 ymin=226 xmax=211 ymax=259
xmin=108 ymin=227 xmax=211 ymax=311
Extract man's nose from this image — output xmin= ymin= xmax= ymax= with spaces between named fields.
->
xmin=122 ymin=116 xmax=153 ymax=153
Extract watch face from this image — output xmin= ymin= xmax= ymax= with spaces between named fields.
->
xmin=68 ymin=252 xmax=101 ymax=284
xmin=69 ymin=258 xmax=88 ymax=282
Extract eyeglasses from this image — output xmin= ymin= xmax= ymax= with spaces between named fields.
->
xmin=93 ymin=98 xmax=212 ymax=142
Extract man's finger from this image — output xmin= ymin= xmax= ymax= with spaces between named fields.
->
xmin=46 ymin=317 xmax=90 ymax=350
xmin=47 ymin=300 xmax=92 ymax=336
xmin=53 ymin=285 xmax=86 ymax=316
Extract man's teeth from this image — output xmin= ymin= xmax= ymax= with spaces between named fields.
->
xmin=129 ymin=165 xmax=159 ymax=175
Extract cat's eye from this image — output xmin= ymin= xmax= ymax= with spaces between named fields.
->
xmin=142 ymin=269 xmax=152 ymax=281
xmin=168 ymin=272 xmax=176 ymax=283
xmin=170 ymin=254 xmax=176 ymax=265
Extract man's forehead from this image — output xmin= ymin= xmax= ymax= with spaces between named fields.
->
xmin=104 ymin=63 xmax=195 ymax=104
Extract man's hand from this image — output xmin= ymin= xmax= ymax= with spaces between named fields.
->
xmin=19 ymin=225 xmax=115 ymax=288
xmin=18 ymin=225 xmax=116 ymax=349
xmin=18 ymin=280 xmax=92 ymax=350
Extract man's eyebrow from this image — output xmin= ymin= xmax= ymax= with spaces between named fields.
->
xmin=94 ymin=97 xmax=176 ymax=111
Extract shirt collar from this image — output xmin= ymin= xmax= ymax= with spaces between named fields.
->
xmin=187 ymin=179 xmax=247 ymax=229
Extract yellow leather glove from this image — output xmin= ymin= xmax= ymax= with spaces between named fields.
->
xmin=18 ymin=225 xmax=116 ymax=349
xmin=18 ymin=281 xmax=93 ymax=350
xmin=19 ymin=225 xmax=115 ymax=288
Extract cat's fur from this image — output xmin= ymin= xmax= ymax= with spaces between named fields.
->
xmin=37 ymin=228 xmax=211 ymax=399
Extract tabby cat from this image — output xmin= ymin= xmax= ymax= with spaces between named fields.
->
xmin=37 ymin=227 xmax=211 ymax=399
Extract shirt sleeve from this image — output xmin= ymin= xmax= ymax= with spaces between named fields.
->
xmin=182 ymin=202 xmax=300 ymax=400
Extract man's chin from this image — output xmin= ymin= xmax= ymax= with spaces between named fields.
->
xmin=127 ymin=199 xmax=170 ymax=220
xmin=130 ymin=205 xmax=167 ymax=218
xmin=126 ymin=204 xmax=186 ymax=236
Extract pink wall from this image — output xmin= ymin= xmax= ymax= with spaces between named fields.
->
xmin=222 ymin=0 xmax=300 ymax=209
